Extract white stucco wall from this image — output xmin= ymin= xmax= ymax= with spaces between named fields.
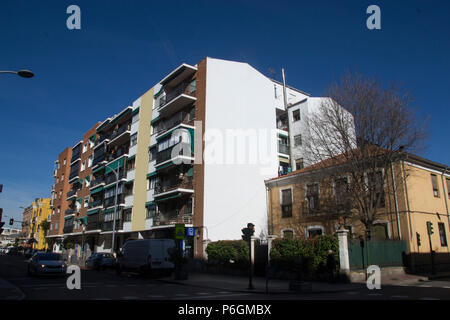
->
xmin=203 ymin=58 xmax=279 ymax=241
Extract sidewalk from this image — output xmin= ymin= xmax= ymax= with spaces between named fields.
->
xmin=155 ymin=272 xmax=364 ymax=294
xmin=0 ymin=278 xmax=25 ymax=300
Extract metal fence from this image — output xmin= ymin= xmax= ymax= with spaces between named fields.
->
xmin=348 ymin=240 xmax=407 ymax=270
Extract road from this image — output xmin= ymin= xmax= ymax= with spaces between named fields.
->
xmin=1 ymin=255 xmax=450 ymax=300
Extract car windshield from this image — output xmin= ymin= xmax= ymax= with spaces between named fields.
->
xmin=37 ymin=253 xmax=61 ymax=261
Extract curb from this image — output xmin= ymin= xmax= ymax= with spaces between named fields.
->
xmin=0 ymin=278 xmax=26 ymax=300
xmin=154 ymin=278 xmax=360 ymax=295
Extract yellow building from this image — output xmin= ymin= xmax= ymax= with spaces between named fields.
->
xmin=28 ymin=198 xmax=52 ymax=250
xmin=265 ymin=152 xmax=450 ymax=273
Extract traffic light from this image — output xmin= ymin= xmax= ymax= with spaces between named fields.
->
xmin=0 ymin=222 xmax=4 ymax=235
xmin=427 ymin=221 xmax=434 ymax=235
xmin=416 ymin=232 xmax=421 ymax=247
xmin=241 ymin=223 xmax=255 ymax=242
xmin=9 ymin=218 xmax=14 ymax=226
xmin=365 ymin=229 xmax=371 ymax=241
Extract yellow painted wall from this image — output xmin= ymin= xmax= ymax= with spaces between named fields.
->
xmin=131 ymin=88 xmax=154 ymax=231
xmin=29 ymin=198 xmax=52 ymax=250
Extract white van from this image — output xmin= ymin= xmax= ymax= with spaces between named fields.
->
xmin=116 ymin=239 xmax=175 ymax=275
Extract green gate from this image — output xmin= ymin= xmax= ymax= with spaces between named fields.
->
xmin=348 ymin=240 xmax=407 ymax=270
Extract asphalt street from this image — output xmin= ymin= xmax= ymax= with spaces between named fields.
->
xmin=1 ymin=255 xmax=450 ymax=300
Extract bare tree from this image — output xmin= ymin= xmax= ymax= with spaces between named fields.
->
xmin=304 ymin=72 xmax=427 ymax=232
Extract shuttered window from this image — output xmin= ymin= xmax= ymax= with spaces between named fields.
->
xmin=431 ymin=174 xmax=439 ymax=197
xmin=281 ymin=189 xmax=292 ymax=218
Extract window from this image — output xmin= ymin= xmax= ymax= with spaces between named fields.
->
xmin=63 ymin=159 xmax=66 ymax=165
xmin=88 ymin=155 xmax=93 ymax=167
xmin=150 ymin=178 xmax=157 ymax=190
xmin=447 ymin=178 xmax=450 ymax=200
xmin=282 ymin=230 xmax=294 ymax=239
xmin=55 ymin=222 xmax=59 ymax=230
xmin=132 ymin=113 xmax=139 ymax=124
xmin=306 ymin=183 xmax=320 ymax=212
xmin=123 ymin=209 xmax=132 ymax=222
xmin=188 ymin=79 xmax=196 ymax=94
xmin=81 ymin=161 xmax=86 ymax=171
xmin=274 ymin=84 xmax=278 ymax=99
xmin=431 ymin=174 xmax=439 ymax=197
xmin=85 ymin=175 xmax=91 ymax=187
xmin=186 ymin=198 xmax=193 ymax=214
xmin=189 ymin=107 xmax=196 ymax=121
xmin=281 ymin=188 xmax=292 ymax=218
xmin=293 ymin=109 xmax=300 ymax=122
xmin=295 ymin=158 xmax=304 ymax=170
xmin=335 ymin=177 xmax=349 ymax=205
xmin=438 ymin=222 xmax=447 ymax=247
xmin=307 ymin=227 xmax=323 ymax=239
xmin=61 ymin=174 xmax=64 ymax=181
xmin=83 ymin=143 xmax=88 ymax=153
xmin=149 ymin=147 xmax=156 ymax=161
xmin=127 ymin=158 xmax=136 ymax=171
xmin=146 ymin=205 xmax=157 ymax=219
xmin=131 ymin=133 xmax=138 ymax=147
xmin=84 ymin=196 xmax=89 ymax=208
xmin=294 ymin=134 xmax=302 ymax=146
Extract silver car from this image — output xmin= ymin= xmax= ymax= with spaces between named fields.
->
xmin=27 ymin=252 xmax=67 ymax=276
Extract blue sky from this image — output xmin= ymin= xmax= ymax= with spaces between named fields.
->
xmin=1 ymin=0 xmax=449 ymax=223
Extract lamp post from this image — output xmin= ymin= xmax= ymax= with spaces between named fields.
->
xmin=0 ymin=70 xmax=34 ymax=78
xmin=105 ymin=163 xmax=120 ymax=256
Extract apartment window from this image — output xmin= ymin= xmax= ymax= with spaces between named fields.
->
xmin=281 ymin=188 xmax=292 ymax=218
xmin=88 ymin=155 xmax=93 ymax=167
xmin=84 ymin=196 xmax=89 ymax=208
xmin=149 ymin=147 xmax=156 ymax=161
xmin=127 ymin=158 xmax=136 ymax=171
xmin=186 ymin=198 xmax=193 ymax=215
xmin=59 ymin=190 xmax=62 ymax=198
xmin=188 ymin=79 xmax=196 ymax=94
xmin=335 ymin=177 xmax=349 ymax=205
xmin=61 ymin=174 xmax=64 ymax=181
xmin=438 ymin=222 xmax=447 ymax=247
xmin=306 ymin=183 xmax=319 ymax=212
xmin=282 ymin=229 xmax=294 ymax=239
xmin=55 ymin=222 xmax=59 ymax=230
xmin=132 ymin=113 xmax=139 ymax=124
xmin=294 ymin=134 xmax=302 ymax=146
xmin=81 ymin=161 xmax=86 ymax=171
xmin=293 ymin=109 xmax=301 ymax=122
xmin=131 ymin=133 xmax=138 ymax=147
xmin=123 ymin=209 xmax=132 ymax=222
xmin=57 ymin=208 xmax=60 ymax=214
xmin=189 ymin=107 xmax=195 ymax=121
xmin=63 ymin=159 xmax=66 ymax=165
xmin=146 ymin=205 xmax=157 ymax=219
xmin=274 ymin=84 xmax=278 ymax=99
xmin=431 ymin=174 xmax=440 ymax=197
xmin=447 ymin=178 xmax=450 ymax=199
xmin=58 ymin=163 xmax=61 ymax=169
xmin=83 ymin=143 xmax=88 ymax=153
xmin=307 ymin=226 xmax=323 ymax=239
xmin=85 ymin=175 xmax=91 ymax=188
xmin=295 ymin=158 xmax=304 ymax=170
xmin=150 ymin=178 xmax=157 ymax=190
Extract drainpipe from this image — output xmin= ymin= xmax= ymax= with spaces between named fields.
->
xmin=390 ymin=162 xmax=402 ymax=240
xmin=402 ymin=157 xmax=416 ymax=269
xmin=441 ymin=166 xmax=450 ymax=235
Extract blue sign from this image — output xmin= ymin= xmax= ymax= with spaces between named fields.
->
xmin=186 ymin=227 xmax=195 ymax=237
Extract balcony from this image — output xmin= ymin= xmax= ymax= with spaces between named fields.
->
xmin=155 ymin=143 xmax=192 ymax=165
xmin=101 ymin=220 xmax=123 ymax=232
xmin=154 ymin=111 xmax=191 ymax=136
xmin=104 ymin=195 xmax=124 ymax=208
xmin=278 ymin=143 xmax=289 ymax=155
xmin=63 ymin=225 xmax=73 ymax=234
xmin=87 ymin=214 xmax=101 ymax=231
xmin=154 ymin=178 xmax=193 ymax=196
xmin=158 ymin=82 xmax=196 ymax=116
xmin=153 ymin=206 xmax=193 ymax=226
xmin=106 ymin=147 xmax=129 ymax=163
xmin=90 ymin=176 xmax=105 ymax=188
xmin=66 ymin=189 xmax=77 ymax=199
xmin=65 ymin=208 xmax=74 ymax=215
xmin=88 ymin=199 xmax=103 ymax=208
xmin=104 ymin=171 xmax=126 ymax=186
xmin=108 ymin=123 xmax=131 ymax=147
xmin=94 ymin=135 xmax=109 ymax=148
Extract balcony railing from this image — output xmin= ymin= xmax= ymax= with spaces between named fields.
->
xmin=109 ymin=124 xmax=131 ymax=141
xmin=66 ymin=189 xmax=77 ymax=198
xmin=70 ymin=151 xmax=81 ymax=163
xmin=153 ymin=208 xmax=192 ymax=226
xmin=101 ymin=220 xmax=123 ymax=232
xmin=94 ymin=135 xmax=108 ymax=147
xmin=91 ymin=176 xmax=105 ymax=188
xmin=88 ymin=199 xmax=103 ymax=208
xmin=65 ymin=208 xmax=74 ymax=215
xmin=158 ymin=82 xmax=194 ymax=109
xmin=278 ymin=143 xmax=289 ymax=155
xmin=104 ymin=195 xmax=124 ymax=208
xmin=87 ymin=214 xmax=101 ymax=231
xmin=104 ymin=171 xmax=126 ymax=185
xmin=154 ymin=178 xmax=193 ymax=195
xmin=106 ymin=147 xmax=129 ymax=162
xmin=63 ymin=225 xmax=73 ymax=234
xmin=155 ymin=143 xmax=191 ymax=165
xmin=92 ymin=154 xmax=106 ymax=167
xmin=154 ymin=112 xmax=190 ymax=135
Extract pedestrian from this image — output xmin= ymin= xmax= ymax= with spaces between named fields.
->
xmin=326 ymin=250 xmax=336 ymax=283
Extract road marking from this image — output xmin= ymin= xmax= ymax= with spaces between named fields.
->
xmin=185 ymin=293 xmax=251 ymax=300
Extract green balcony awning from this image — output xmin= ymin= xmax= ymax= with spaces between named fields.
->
xmin=155 ymin=162 xmax=175 ymax=171
xmin=150 ymin=116 xmax=161 ymax=124
xmin=102 ymin=208 xmax=115 ymax=214
xmin=146 ymin=171 xmax=158 ymax=178
xmin=90 ymin=186 xmax=103 ymax=195
xmin=145 ymin=201 xmax=156 ymax=207
xmin=92 ymin=166 xmax=104 ymax=174
xmin=105 ymin=157 xmax=125 ymax=174
xmin=76 ymin=198 xmax=82 ymax=204
xmin=154 ymin=194 xmax=181 ymax=202
xmin=187 ymin=167 xmax=194 ymax=177
xmin=132 ymin=107 xmax=140 ymax=116
xmin=153 ymin=86 xmax=163 ymax=98
xmin=125 ymin=179 xmax=134 ymax=185
xmin=89 ymin=134 xmax=96 ymax=141
xmin=75 ymin=216 xmax=88 ymax=223
xmin=86 ymin=209 xmax=99 ymax=215
xmin=127 ymin=154 xmax=136 ymax=161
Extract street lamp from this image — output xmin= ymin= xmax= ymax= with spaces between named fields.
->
xmin=0 ymin=70 xmax=34 ymax=78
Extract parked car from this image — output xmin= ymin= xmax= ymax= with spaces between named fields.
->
xmin=116 ymin=239 xmax=175 ymax=276
xmin=27 ymin=252 xmax=67 ymax=277
xmin=24 ymin=249 xmax=37 ymax=259
xmin=6 ymin=247 xmax=19 ymax=255
xmin=85 ymin=253 xmax=116 ymax=270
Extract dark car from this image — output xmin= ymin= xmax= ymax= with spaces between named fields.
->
xmin=27 ymin=252 xmax=67 ymax=277
xmin=6 ymin=247 xmax=19 ymax=255
xmin=85 ymin=253 xmax=116 ymax=270
xmin=24 ymin=249 xmax=37 ymax=259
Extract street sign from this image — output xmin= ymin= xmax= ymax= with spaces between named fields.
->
xmin=175 ymin=224 xmax=185 ymax=240
xmin=186 ymin=227 xmax=195 ymax=237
